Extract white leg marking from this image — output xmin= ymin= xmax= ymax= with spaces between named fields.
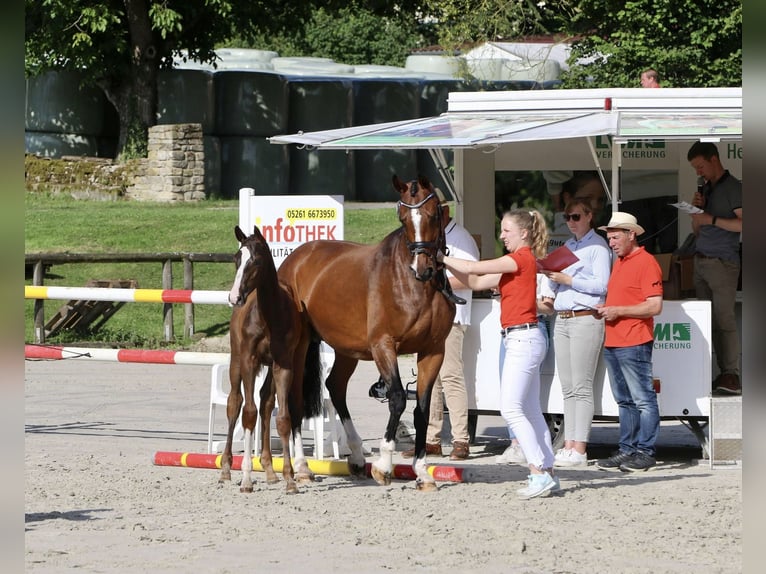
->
xmin=343 ymin=420 xmax=366 ymax=469
xmin=374 ymin=438 xmax=395 ymax=474
xmin=414 ymin=455 xmax=435 ymax=485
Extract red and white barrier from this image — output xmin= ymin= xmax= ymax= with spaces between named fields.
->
xmin=25 ymin=344 xmax=229 ymax=366
xmin=24 ymin=285 xmax=230 ymax=305
xmin=152 ymin=451 xmax=467 ymax=482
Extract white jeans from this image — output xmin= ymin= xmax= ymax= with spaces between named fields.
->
xmin=500 ymin=327 xmax=554 ymax=470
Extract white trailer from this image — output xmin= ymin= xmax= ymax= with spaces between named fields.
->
xmin=271 ymin=87 xmax=742 ymax=456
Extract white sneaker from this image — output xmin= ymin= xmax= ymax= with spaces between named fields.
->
xmin=496 ymin=444 xmax=526 ymax=465
xmin=554 ymin=449 xmax=588 ymax=468
xmin=516 ymin=472 xmax=560 ymax=500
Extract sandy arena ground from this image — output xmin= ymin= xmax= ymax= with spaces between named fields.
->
xmin=25 ymin=346 xmax=742 ymax=573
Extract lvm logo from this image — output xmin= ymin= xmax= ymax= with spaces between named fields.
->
xmin=654 ymin=322 xmax=692 ymax=350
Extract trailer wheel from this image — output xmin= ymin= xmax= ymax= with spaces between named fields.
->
xmin=544 ymin=413 xmax=565 ymax=451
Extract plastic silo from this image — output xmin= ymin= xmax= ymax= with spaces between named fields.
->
xmin=25 ymin=70 xmax=108 ymax=135
xmin=157 ymin=69 xmax=216 ymax=134
xmin=203 ymin=136 xmax=222 ymax=198
xmin=219 ymin=136 xmax=289 ymax=199
xmin=214 ymin=70 xmax=289 ymax=137
xmin=286 ymin=77 xmax=355 ymax=197
xmin=405 ymin=54 xmax=463 ymax=77
xmin=352 ymin=78 xmax=421 ymax=201
xmin=25 ymin=131 xmax=100 ymax=157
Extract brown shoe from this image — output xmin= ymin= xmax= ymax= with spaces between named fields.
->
xmin=402 ymin=443 xmax=442 ymax=458
xmin=713 ymin=373 xmax=741 ymax=395
xmin=450 ymin=441 xmax=470 ymax=460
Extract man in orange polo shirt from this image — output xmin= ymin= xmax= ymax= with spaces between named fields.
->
xmin=594 ymin=212 xmax=663 ymax=472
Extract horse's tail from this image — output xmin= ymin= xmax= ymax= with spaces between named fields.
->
xmin=302 ymin=338 xmax=323 ymax=420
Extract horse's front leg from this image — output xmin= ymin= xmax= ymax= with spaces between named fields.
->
xmin=411 ymin=351 xmax=445 ymax=492
xmin=219 ymin=361 xmax=243 ymax=484
xmin=239 ymin=362 xmax=259 ymax=493
xmin=369 ymin=349 xmax=407 ymax=486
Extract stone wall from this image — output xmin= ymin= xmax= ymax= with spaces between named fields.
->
xmin=126 ymin=123 xmax=206 ymax=201
xmin=25 ymin=123 xmax=206 ymax=202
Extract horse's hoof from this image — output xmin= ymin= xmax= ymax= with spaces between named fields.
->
xmin=348 ymin=462 xmax=367 ymax=480
xmin=370 ymin=465 xmax=392 ymax=486
xmin=239 ymin=484 xmax=254 ymax=493
xmin=219 ymin=471 xmax=231 ymax=483
xmin=266 ymin=475 xmax=280 ymax=485
xmin=296 ymin=472 xmax=315 ymax=484
xmin=415 ymin=479 xmax=438 ymax=492
xmin=285 ymin=482 xmax=299 ymax=495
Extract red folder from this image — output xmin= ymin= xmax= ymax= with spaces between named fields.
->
xmin=537 ymin=245 xmax=579 ymax=272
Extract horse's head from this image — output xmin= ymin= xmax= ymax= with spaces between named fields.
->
xmin=228 ymin=225 xmax=274 ymax=306
xmin=392 ymin=174 xmax=444 ymax=282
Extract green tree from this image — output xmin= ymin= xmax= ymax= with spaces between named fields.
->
xmin=25 ymin=0 xmax=317 ymax=159
xmin=423 ymin=0 xmax=576 ymax=49
xmin=561 ymin=0 xmax=742 ymax=87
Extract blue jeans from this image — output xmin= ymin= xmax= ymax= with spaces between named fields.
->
xmin=603 ymin=342 xmax=660 ymax=457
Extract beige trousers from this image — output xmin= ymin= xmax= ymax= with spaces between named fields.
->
xmin=427 ymin=323 xmax=469 ymax=444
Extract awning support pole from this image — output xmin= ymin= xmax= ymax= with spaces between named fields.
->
xmin=428 ymin=148 xmax=460 ymax=204
xmin=586 ymin=136 xmax=613 ymax=206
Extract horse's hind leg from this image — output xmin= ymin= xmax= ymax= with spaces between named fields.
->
xmin=325 ymin=354 xmax=366 ymax=479
xmin=219 ymin=361 xmax=243 ymax=484
xmin=258 ymin=370 xmax=280 ymax=485
xmin=273 ymin=365 xmax=298 ymax=494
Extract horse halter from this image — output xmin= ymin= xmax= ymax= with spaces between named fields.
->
xmin=397 ymin=186 xmax=443 ymax=259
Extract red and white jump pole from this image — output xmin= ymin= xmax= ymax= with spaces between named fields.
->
xmin=25 ymin=344 xmax=229 ymax=366
xmin=152 ymin=451 xmax=468 ymax=482
xmin=25 ymin=285 xmax=230 ymax=305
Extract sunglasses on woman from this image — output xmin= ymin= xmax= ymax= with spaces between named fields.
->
xmin=563 ymin=213 xmax=583 ymax=222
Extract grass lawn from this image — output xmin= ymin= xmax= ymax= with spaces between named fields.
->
xmin=25 ymin=194 xmax=400 ymax=347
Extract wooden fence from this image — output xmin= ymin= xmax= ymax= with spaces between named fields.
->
xmin=25 ymin=252 xmax=232 ymax=343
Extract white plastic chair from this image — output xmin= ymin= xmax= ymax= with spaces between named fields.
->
xmin=206 ymin=353 xmax=344 ymax=459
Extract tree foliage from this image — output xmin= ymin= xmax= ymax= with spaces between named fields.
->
xmin=25 ymin=0 xmax=319 ymax=158
xmin=423 ymin=0 xmax=576 ymax=50
xmin=560 ymin=0 xmax=742 ymax=88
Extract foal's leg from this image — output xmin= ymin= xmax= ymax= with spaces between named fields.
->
xmin=239 ymin=360 xmax=259 ymax=493
xmin=258 ymin=370 xmax=280 ymax=485
xmin=325 ymin=355 xmax=366 ymax=478
xmin=273 ymin=364 xmax=298 ymax=494
xmin=219 ymin=359 xmax=243 ymax=484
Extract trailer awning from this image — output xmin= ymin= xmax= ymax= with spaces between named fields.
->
xmin=269 ymin=110 xmax=740 ymax=150
xmin=269 ymin=88 xmax=741 ymax=150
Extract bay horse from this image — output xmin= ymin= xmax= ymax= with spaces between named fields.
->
xmin=220 ymin=225 xmax=322 ymax=494
xmin=278 ymin=175 xmax=457 ymax=491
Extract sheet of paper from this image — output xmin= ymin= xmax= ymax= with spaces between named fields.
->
xmin=670 ymin=201 xmax=704 ymax=214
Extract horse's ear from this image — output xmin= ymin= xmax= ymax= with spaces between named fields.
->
xmin=235 ymin=225 xmax=247 ymax=243
xmin=418 ymin=174 xmax=431 ymax=190
xmin=392 ymin=174 xmax=407 ymax=195
xmin=252 ymin=225 xmax=264 ymax=239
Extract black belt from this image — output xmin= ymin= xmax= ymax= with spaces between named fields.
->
xmin=557 ymin=309 xmax=599 ymax=319
xmin=500 ymin=322 xmax=538 ymax=336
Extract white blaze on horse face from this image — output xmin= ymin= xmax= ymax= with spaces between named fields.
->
xmin=409 ymin=208 xmax=424 ymax=273
xmin=227 ymin=246 xmax=251 ymax=305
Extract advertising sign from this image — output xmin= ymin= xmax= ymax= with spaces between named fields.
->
xmin=238 ymin=188 xmax=344 ymax=268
